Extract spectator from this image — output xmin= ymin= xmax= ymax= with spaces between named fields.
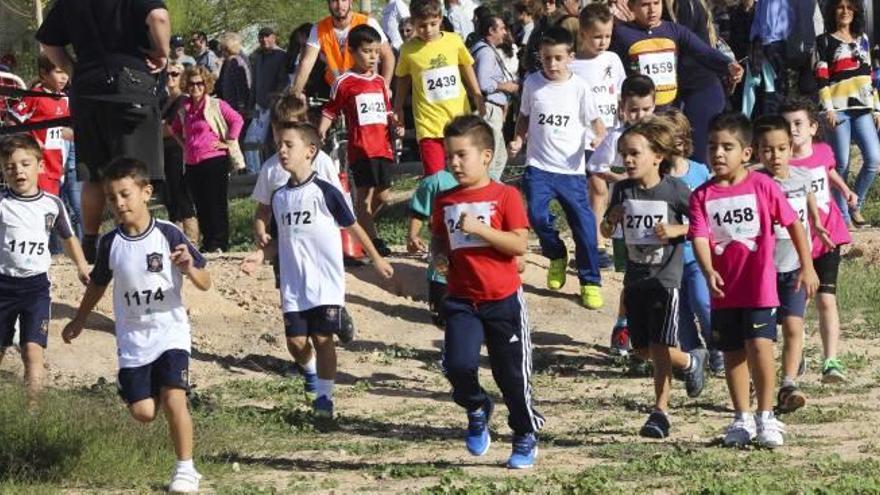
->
xmin=170 ymin=66 xmax=244 ymax=253
xmin=400 ymin=17 xmax=416 ymax=44
xmin=382 ymin=0 xmax=412 ymax=52
xmin=36 ymin=0 xmax=170 ymax=263
xmin=160 ymin=61 xmax=198 ymax=242
xmin=447 ymin=0 xmax=476 ymax=39
xmin=286 ymin=23 xmax=330 ymax=99
xmin=816 ymin=0 xmax=880 ymax=227
xmin=243 ymin=27 xmax=288 ymax=174
xmin=170 ymin=35 xmax=196 ymax=68
xmin=216 ymin=31 xmax=252 ymax=118
xmin=192 ymin=31 xmax=221 ymax=75
xmin=514 ymin=1 xmax=536 ymax=47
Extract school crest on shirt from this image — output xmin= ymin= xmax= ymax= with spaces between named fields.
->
xmin=44 ymin=213 xmax=55 ymax=233
xmin=325 ymin=306 xmax=340 ymax=322
xmin=40 ymin=319 xmax=49 ymax=336
xmin=146 ymin=252 xmax=163 ymax=273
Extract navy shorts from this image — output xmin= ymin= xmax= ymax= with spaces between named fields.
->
xmin=710 ymin=307 xmax=778 ymax=352
xmin=624 ymin=286 xmax=680 ymax=350
xmin=428 ymin=280 xmax=447 ymax=328
xmin=0 ymin=273 xmax=51 ymax=348
xmin=117 ymin=349 xmax=190 ymax=404
xmin=284 ymin=305 xmax=342 ymax=337
xmin=813 ymin=247 xmax=840 ymax=295
xmin=777 ymin=270 xmax=807 ymax=321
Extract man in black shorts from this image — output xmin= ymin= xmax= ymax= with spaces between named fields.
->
xmin=36 ymin=0 xmax=170 ymax=262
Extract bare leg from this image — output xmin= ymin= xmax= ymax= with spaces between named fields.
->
xmin=781 ymin=316 xmax=804 ymax=380
xmin=589 ymin=176 xmax=608 ymax=250
xmin=160 ymin=387 xmax=194 ymax=461
xmin=745 ymin=338 xmax=776 ymax=413
xmin=816 ymin=293 xmax=840 ymax=360
xmin=22 ymin=342 xmax=44 ymax=409
xmin=129 ymin=397 xmax=159 ymax=423
xmin=724 ymin=349 xmax=750 ymax=413
xmin=356 ymin=187 xmax=378 ymax=240
xmin=286 ymin=336 xmax=314 ymax=366
xmin=311 ymin=333 xmax=337 ymax=380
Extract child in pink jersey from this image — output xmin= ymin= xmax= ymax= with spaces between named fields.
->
xmin=780 ymin=98 xmax=856 ymax=384
xmin=689 ymin=113 xmax=818 ymax=449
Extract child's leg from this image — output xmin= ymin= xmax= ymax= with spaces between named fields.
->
xmin=724 ymin=349 xmax=751 ymax=413
xmin=745 ymin=338 xmax=776 ymax=413
xmin=443 ymin=296 xmax=489 ymax=412
xmin=554 ymin=174 xmax=600 ymax=286
xmin=160 ymin=387 xmax=194 ymax=461
xmin=781 ymin=316 xmax=805 ymax=380
xmin=588 ymin=175 xmax=608 ymax=249
xmin=816 ymin=293 xmax=840 ymax=359
xmin=521 ymin=167 xmax=565 ymax=261
xmin=650 ymin=344 xmax=674 ymax=411
xmin=21 ymin=342 xmax=45 ymax=407
xmin=311 ymin=333 xmax=337 ymax=382
xmin=355 ymin=186 xmax=378 ymax=239
xmin=813 ymin=248 xmax=845 ymax=380
xmin=285 ymin=336 xmax=314 ymax=366
xmin=18 ymin=291 xmax=50 ymax=407
xmin=129 ymin=398 xmax=159 ymax=423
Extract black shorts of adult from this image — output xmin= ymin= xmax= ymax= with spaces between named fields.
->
xmin=284 ymin=306 xmax=343 ymax=337
xmin=428 ymin=280 xmax=448 ymax=329
xmin=0 ymin=273 xmax=51 ymax=348
xmin=72 ymin=95 xmax=164 ymax=183
xmin=776 ymin=270 xmax=807 ymax=323
xmin=624 ymin=285 xmax=680 ymax=350
xmin=710 ymin=308 xmax=778 ymax=352
xmin=159 ymin=139 xmax=195 ymax=222
xmin=813 ymin=246 xmax=841 ymax=295
xmin=351 ymin=157 xmax=393 ymax=189
xmin=117 ymin=349 xmax=190 ymax=404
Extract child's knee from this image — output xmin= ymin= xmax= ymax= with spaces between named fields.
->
xmin=21 ymin=343 xmax=44 ymax=367
xmin=129 ymin=400 xmax=158 ymax=423
xmin=311 ymin=333 xmax=335 ymax=350
xmin=285 ymin=336 xmax=311 ymax=359
xmin=159 ymin=387 xmax=190 ymax=416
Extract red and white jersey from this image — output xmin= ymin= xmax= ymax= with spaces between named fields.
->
xmin=10 ymin=83 xmax=69 ymax=194
xmin=322 ymin=71 xmax=394 ymax=163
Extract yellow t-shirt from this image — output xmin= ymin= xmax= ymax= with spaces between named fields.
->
xmin=395 ymin=32 xmax=473 ymax=140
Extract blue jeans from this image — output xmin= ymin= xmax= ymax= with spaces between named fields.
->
xmin=59 ymin=167 xmax=83 ymax=240
xmin=678 ymin=260 xmax=711 ymax=352
xmin=830 ymin=109 xmax=880 ymax=221
xmin=522 ymin=166 xmax=600 ymax=285
xmin=243 ymin=106 xmax=271 ymax=174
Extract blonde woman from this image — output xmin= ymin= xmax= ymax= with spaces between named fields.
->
xmin=161 ymin=62 xmax=199 ymax=242
xmin=216 ymin=31 xmax=252 ymax=117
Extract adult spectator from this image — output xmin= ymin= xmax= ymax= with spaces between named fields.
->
xmin=447 ymin=0 xmax=476 ymax=40
xmin=382 ymin=0 xmax=412 ymax=52
xmin=286 ymin=23 xmax=331 ymax=99
xmin=215 ymin=31 xmax=252 ymax=118
xmin=243 ymin=27 xmax=288 ymax=174
xmin=471 ymin=15 xmax=518 ymax=179
xmin=522 ymin=0 xmax=578 ymax=74
xmin=159 ymin=61 xmax=198 ymax=242
xmin=170 ymin=66 xmax=244 ymax=253
xmin=170 ymin=35 xmax=196 ymax=68
xmin=290 ymin=0 xmax=395 ymax=99
xmin=192 ymin=31 xmax=221 ymax=76
xmin=36 ymin=0 xmax=171 ymax=263
xmin=514 ymin=1 xmax=536 ymax=47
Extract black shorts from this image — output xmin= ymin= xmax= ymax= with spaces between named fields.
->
xmin=624 ymin=286 xmax=680 ymax=350
xmin=72 ymin=95 xmax=164 ymax=183
xmin=117 ymin=349 xmax=190 ymax=404
xmin=284 ymin=306 xmax=343 ymax=337
xmin=813 ymin=247 xmax=840 ymax=295
xmin=710 ymin=308 xmax=778 ymax=352
xmin=428 ymin=280 xmax=447 ymax=328
xmin=351 ymin=157 xmax=393 ymax=189
xmin=777 ymin=270 xmax=807 ymax=321
xmin=0 ymin=273 xmax=51 ymax=348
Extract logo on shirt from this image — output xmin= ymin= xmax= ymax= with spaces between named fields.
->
xmin=44 ymin=213 xmax=55 ymax=233
xmin=429 ymin=53 xmax=449 ymax=69
xmin=146 ymin=252 xmax=163 ymax=273
xmin=325 ymin=306 xmax=340 ymax=323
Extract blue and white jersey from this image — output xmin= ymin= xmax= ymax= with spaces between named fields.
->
xmin=271 ymin=172 xmax=356 ymax=312
xmin=91 ymin=219 xmax=206 ymax=368
xmin=0 ymin=189 xmax=73 ymax=278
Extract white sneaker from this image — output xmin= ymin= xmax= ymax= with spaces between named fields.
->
xmin=723 ymin=415 xmax=757 ymax=447
xmin=756 ymin=413 xmax=785 ymax=448
xmin=168 ymin=469 xmax=202 ymax=493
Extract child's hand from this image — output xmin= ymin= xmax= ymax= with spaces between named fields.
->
xmin=61 ymin=320 xmax=83 ymax=344
xmin=256 ymin=232 xmax=272 ymax=249
xmin=825 ymin=111 xmax=839 ymax=128
xmin=816 ymin=225 xmax=835 ymax=250
xmin=654 ymin=222 xmax=674 ymax=242
xmin=508 ymin=137 xmax=523 ymax=156
xmin=62 ymin=127 xmax=74 ymax=140
xmin=407 ymin=235 xmax=427 ymax=253
xmin=796 ymin=266 xmax=820 ymax=299
xmin=459 ymin=212 xmax=485 ymax=235
xmin=373 ymin=257 xmax=395 ymax=279
xmin=727 ymin=61 xmax=744 ymax=84
xmin=845 ymin=190 xmax=858 ymax=207
xmin=434 ymin=253 xmax=449 ymax=276
xmin=240 ymin=250 xmax=265 ymax=276
xmin=76 ymin=265 xmax=91 ymax=286
xmin=473 ymin=93 xmax=486 ymax=117
xmin=395 ymin=125 xmax=405 ymax=138
xmin=605 ymin=205 xmax=624 ymax=225
xmin=707 ymin=270 xmax=725 ymax=298
xmin=170 ymin=245 xmax=195 ymax=274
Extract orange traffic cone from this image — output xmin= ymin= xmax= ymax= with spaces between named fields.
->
xmin=338 ymin=171 xmax=364 ymax=259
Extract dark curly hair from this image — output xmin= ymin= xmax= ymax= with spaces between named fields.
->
xmin=823 ymin=0 xmax=866 ymax=36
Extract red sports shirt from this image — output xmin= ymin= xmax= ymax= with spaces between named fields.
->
xmin=432 ymin=181 xmax=529 ymax=301
xmin=11 ymin=83 xmax=69 ymax=195
xmin=321 ymin=71 xmax=394 ymax=163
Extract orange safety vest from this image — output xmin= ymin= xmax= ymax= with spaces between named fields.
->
xmin=317 ymin=13 xmax=370 ymax=86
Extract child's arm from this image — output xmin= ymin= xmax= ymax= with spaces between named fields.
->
xmin=654 ymin=223 xmax=689 ymax=241
xmin=393 ymin=75 xmax=412 ymax=128
xmin=253 ymin=202 xmax=273 ymax=248
xmin=828 ymin=168 xmax=858 ymax=207
xmin=408 ymin=216 xmax=428 ymax=253
xmin=379 ymin=42 xmax=396 ymax=89
xmin=171 ymin=244 xmax=211 ymax=291
xmin=807 ymin=191 xmax=834 ymax=250
xmin=346 ymin=223 xmax=395 ymax=278
xmin=509 ymin=113 xmax=528 ymax=155
xmin=589 ymin=118 xmax=607 ymax=149
xmin=459 ymin=63 xmax=485 ymax=116
xmin=61 ymin=282 xmax=109 ymax=343
xmin=240 ymin=241 xmax=278 ymax=276
xmin=318 ymin=115 xmax=334 ymax=141
xmin=785 ymin=221 xmax=819 ymax=299
xmin=600 ymin=204 xmax=624 ymax=239
xmin=692 ymin=237 xmax=725 ymax=298
xmin=61 ymin=236 xmax=91 ymax=285
xmin=459 ymin=213 xmax=528 ymax=257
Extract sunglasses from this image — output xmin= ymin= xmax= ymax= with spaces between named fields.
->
xmin=168 ymin=72 xmax=181 ymax=77
xmin=188 ymin=81 xmax=206 ymax=87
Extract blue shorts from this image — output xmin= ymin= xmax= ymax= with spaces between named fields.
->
xmin=0 ymin=273 xmax=51 ymax=348
xmin=284 ymin=305 xmax=342 ymax=337
xmin=710 ymin=308 xmax=778 ymax=352
xmin=777 ymin=270 xmax=807 ymax=321
xmin=117 ymin=349 xmax=190 ymax=404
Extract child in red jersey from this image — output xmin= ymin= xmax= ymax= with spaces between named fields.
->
xmin=319 ymin=24 xmax=402 ymax=256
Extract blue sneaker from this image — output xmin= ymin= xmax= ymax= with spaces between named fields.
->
xmin=313 ymin=395 xmax=334 ymax=418
xmin=507 ymin=433 xmax=538 ymax=469
xmin=302 ymin=370 xmax=318 ymax=401
xmin=465 ymin=400 xmax=493 ymax=456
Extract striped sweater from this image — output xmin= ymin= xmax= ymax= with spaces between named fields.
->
xmin=814 ymin=33 xmax=880 ymax=113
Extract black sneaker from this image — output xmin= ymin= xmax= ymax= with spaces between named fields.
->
xmin=709 ymin=349 xmax=725 ymax=377
xmin=372 ymin=238 xmax=392 ymax=257
xmin=337 ymin=307 xmax=356 ymax=343
xmin=776 ymin=384 xmax=806 ymax=414
xmin=684 ymin=348 xmax=707 ymax=398
xmin=83 ymin=234 xmax=98 ymax=265
xmin=639 ymin=410 xmax=670 ymax=438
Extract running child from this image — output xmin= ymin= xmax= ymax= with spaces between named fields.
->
xmin=62 ymin=158 xmax=210 ymax=493
xmin=0 ymin=134 xmax=88 ymax=407
xmin=509 ymin=26 xmax=605 ymax=309
xmin=242 ymin=122 xmax=394 ymax=418
xmin=753 ymin=114 xmax=833 ymax=413
xmin=600 ymin=118 xmax=707 ymax=439
xmin=689 ymin=112 xmax=819 ymax=448
xmin=433 ymin=114 xmax=542 ymax=468
xmin=319 ymin=24 xmax=402 ymax=256
xmin=393 ymin=0 xmax=485 ymax=176
xmin=781 ymin=97 xmax=856 ymax=383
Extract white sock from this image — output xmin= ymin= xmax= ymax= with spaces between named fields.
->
xmin=734 ymin=411 xmax=753 ymax=422
xmin=301 ymin=356 xmax=317 ymax=375
xmin=757 ymin=410 xmax=774 ymax=421
xmin=316 ymin=378 xmax=335 ymax=399
xmin=175 ymin=459 xmax=195 ymax=473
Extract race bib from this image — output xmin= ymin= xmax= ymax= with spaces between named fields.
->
xmin=3 ymin=228 xmax=50 ymax=272
xmin=278 ymin=204 xmax=319 ymax=236
xmin=638 ymin=52 xmax=676 ymax=87
xmin=807 ymin=167 xmax=830 ymax=212
xmin=44 ymin=127 xmax=64 ymax=150
xmin=443 ymin=201 xmax=494 ymax=250
xmin=706 ymin=194 xmax=760 ymax=251
xmin=355 ymin=93 xmax=387 ymax=126
xmin=774 ymin=195 xmax=808 ymax=240
xmin=422 ymin=66 xmax=459 ymax=103
xmin=623 ymin=199 xmax=668 ymax=245
xmin=120 ymin=284 xmax=175 ymax=322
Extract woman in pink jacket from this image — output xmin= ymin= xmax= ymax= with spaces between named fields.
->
xmin=171 ymin=65 xmax=244 ymax=252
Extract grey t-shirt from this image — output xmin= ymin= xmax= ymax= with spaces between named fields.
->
xmin=764 ymin=167 xmax=812 ymax=273
xmin=609 ymin=175 xmax=691 ymax=289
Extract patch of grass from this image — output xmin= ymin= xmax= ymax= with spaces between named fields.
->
xmin=229 ymin=198 xmax=257 ymax=252
xmin=369 ymin=462 xmax=463 ymax=480
xmin=784 ymin=404 xmax=859 ymax=425
xmin=391 ymin=173 xmax=421 ymax=193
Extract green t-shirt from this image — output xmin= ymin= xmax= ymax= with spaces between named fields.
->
xmin=410 ymin=170 xmax=458 ymax=283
